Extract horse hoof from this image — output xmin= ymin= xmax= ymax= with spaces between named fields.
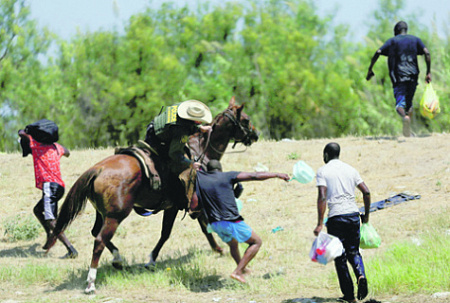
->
xmin=112 ymin=250 xmax=123 ymax=270
xmin=60 ymin=250 xmax=78 ymax=259
xmin=144 ymin=258 xmax=156 ymax=270
xmin=84 ymin=282 xmax=96 ymax=294
xmin=144 ymin=265 xmax=156 ymax=272
xmin=112 ymin=260 xmax=123 ymax=270
xmin=144 ymin=261 xmax=156 ymax=270
xmin=144 ymin=253 xmax=156 ymax=270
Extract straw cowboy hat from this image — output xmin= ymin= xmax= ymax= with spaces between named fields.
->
xmin=177 ymin=100 xmax=212 ymax=124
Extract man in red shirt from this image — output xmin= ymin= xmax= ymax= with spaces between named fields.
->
xmin=19 ymin=128 xmax=78 ymax=259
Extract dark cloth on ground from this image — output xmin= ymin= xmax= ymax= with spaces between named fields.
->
xmin=359 ymin=192 xmax=421 ymax=214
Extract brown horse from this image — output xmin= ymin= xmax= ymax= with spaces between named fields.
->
xmin=44 ymin=97 xmax=258 ymax=293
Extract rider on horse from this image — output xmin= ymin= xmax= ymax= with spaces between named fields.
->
xmin=144 ymin=100 xmax=212 ymax=203
xmin=145 ymin=100 xmax=212 ymax=173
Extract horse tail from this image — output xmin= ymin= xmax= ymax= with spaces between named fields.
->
xmin=53 ymin=168 xmax=99 ymax=237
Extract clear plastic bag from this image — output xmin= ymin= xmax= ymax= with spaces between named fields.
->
xmin=310 ymin=232 xmax=343 ymax=265
xmin=291 ymin=160 xmax=315 ymax=184
xmin=360 ymin=222 xmax=381 ymax=249
xmin=420 ymin=83 xmax=440 ymax=119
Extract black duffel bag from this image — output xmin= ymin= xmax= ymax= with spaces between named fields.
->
xmin=25 ymin=119 xmax=59 ymax=144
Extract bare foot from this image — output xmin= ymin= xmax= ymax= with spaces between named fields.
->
xmin=215 ymin=246 xmax=225 ymax=255
xmin=402 ymin=116 xmax=411 ymax=137
xmin=243 ymin=268 xmax=252 ymax=275
xmin=230 ymin=272 xmax=246 ymax=283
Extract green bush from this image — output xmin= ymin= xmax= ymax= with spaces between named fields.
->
xmin=2 ymin=214 xmax=41 ymax=242
xmin=287 ymin=152 xmax=301 ymax=160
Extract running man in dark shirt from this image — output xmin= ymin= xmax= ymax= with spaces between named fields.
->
xmin=193 ymin=160 xmax=289 ymax=283
xmin=366 ymin=21 xmax=431 ymax=137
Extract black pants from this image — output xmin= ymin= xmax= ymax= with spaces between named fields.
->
xmin=327 ymin=212 xmax=365 ymax=300
xmin=36 ymin=182 xmax=65 ymax=220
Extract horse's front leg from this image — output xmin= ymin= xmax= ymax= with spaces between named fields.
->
xmin=197 ymin=213 xmax=224 ymax=254
xmin=146 ymin=207 xmax=178 ymax=267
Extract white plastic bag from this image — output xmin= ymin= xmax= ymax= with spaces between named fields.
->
xmin=310 ymin=232 xmax=343 ymax=265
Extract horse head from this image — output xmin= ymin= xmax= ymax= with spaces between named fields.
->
xmin=222 ymin=96 xmax=259 ymax=147
xmin=189 ymin=97 xmax=259 ymax=166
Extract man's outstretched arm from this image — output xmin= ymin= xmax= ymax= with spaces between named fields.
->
xmin=236 ymin=172 xmax=290 ymax=182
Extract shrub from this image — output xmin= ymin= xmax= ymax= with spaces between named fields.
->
xmin=2 ymin=213 xmax=41 ymax=242
xmin=287 ymin=152 xmax=301 ymax=160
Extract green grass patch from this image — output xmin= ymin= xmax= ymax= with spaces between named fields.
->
xmin=2 ymin=213 xmax=41 ymax=242
xmin=287 ymin=152 xmax=301 ymax=160
xmin=98 ymin=247 xmax=239 ymax=292
xmin=366 ymin=211 xmax=450 ymax=295
xmin=0 ymin=261 xmax=78 ymax=286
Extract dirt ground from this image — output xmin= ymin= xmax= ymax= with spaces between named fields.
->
xmin=1 ymin=133 xmax=449 ymax=303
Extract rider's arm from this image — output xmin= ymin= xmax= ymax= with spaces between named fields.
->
xmin=198 ymin=125 xmax=212 ymax=133
xmin=168 ymin=134 xmax=192 ymax=171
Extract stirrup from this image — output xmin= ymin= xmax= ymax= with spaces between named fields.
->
xmin=151 ymin=174 xmax=161 ymax=191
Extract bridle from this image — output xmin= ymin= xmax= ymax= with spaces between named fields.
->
xmin=194 ymin=108 xmax=255 ymax=164
xmin=217 ymin=109 xmax=255 ymax=148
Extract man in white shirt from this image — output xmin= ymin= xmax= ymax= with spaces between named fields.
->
xmin=313 ymin=143 xmax=371 ymax=302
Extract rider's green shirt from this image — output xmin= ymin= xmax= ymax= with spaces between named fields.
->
xmin=154 ymin=103 xmax=180 ymax=137
xmin=153 ymin=103 xmax=199 ymax=174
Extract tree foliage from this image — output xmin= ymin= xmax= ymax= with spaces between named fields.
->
xmin=0 ymin=0 xmax=448 ymax=151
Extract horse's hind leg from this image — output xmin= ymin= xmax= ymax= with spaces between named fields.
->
xmin=198 ymin=213 xmax=224 ymax=254
xmin=92 ymin=211 xmax=123 ymax=269
xmin=86 ymin=216 xmax=121 ymax=294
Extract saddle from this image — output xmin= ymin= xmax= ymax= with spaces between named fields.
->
xmin=115 ymin=141 xmax=197 ymax=217
xmin=114 ymin=140 xmax=161 ymax=191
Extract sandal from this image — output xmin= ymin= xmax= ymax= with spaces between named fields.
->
xmin=357 ymin=276 xmax=368 ymax=300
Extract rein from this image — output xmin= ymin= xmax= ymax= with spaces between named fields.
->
xmin=206 ymin=109 xmax=252 ymax=155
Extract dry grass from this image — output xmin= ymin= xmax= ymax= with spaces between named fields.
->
xmin=1 ymin=134 xmax=449 ymax=303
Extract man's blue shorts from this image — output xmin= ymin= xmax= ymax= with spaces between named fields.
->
xmin=211 ymin=220 xmax=253 ymax=243
xmin=393 ymin=81 xmax=417 ymax=112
